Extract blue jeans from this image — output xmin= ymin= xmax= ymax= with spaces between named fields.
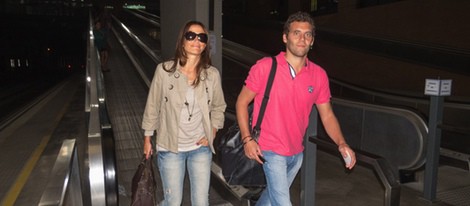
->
xmin=256 ymin=151 xmax=303 ymax=206
xmin=157 ymin=146 xmax=212 ymax=206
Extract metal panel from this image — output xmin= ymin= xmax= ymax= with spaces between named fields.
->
xmin=39 ymin=139 xmax=82 ymax=206
xmin=330 ymin=98 xmax=428 ymax=170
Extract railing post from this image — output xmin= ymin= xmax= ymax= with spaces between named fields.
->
xmin=423 ymin=79 xmax=452 ymax=201
xmin=301 ymin=106 xmax=318 ymax=206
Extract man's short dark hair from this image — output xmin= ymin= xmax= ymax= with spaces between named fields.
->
xmin=283 ymin=11 xmax=316 ymax=36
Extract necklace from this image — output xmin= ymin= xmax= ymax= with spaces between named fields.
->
xmin=184 ymin=88 xmax=195 ymax=121
xmin=184 ymin=100 xmax=195 ymax=121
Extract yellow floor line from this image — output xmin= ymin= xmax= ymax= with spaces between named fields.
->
xmin=0 ymin=133 xmax=51 ymax=206
xmin=0 ymin=95 xmax=72 ymax=206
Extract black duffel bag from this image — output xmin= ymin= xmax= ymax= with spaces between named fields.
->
xmin=217 ymin=56 xmax=277 ymax=187
xmin=217 ymin=106 xmax=266 ymax=186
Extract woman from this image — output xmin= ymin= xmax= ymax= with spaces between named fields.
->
xmin=93 ymin=21 xmax=109 ymax=72
xmin=142 ymin=21 xmax=226 ymax=206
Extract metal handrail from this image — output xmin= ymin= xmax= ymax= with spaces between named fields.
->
xmin=330 ymin=98 xmax=428 ymax=171
xmin=310 ymin=137 xmax=401 ymax=206
xmin=85 ymin=10 xmax=118 ymax=205
xmin=39 ymin=139 xmax=84 ymax=206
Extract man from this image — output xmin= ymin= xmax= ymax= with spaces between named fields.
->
xmin=236 ymin=11 xmax=357 ymax=205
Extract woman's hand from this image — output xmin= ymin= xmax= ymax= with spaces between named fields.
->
xmin=197 ymin=137 xmax=209 ymax=146
xmin=143 ymin=136 xmax=153 ymax=159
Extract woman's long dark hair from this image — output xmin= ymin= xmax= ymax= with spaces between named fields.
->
xmin=163 ymin=20 xmax=212 ymax=87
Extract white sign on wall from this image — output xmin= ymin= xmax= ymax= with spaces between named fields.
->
xmin=424 ymin=79 xmax=452 ymax=96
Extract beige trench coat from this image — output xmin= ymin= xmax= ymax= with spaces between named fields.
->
xmin=142 ymin=61 xmax=226 ymax=153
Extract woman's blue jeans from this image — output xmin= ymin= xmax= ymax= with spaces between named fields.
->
xmin=256 ymin=151 xmax=303 ymax=206
xmin=157 ymin=146 xmax=212 ymax=206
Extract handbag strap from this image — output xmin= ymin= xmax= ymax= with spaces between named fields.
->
xmin=253 ymin=56 xmax=277 ymax=133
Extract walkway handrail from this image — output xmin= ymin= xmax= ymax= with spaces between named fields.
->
xmin=331 ymin=98 xmax=428 ymax=171
xmin=310 ymin=137 xmax=401 ymax=206
xmin=39 ymin=139 xmax=84 ymax=206
xmin=85 ymin=11 xmax=118 ymax=205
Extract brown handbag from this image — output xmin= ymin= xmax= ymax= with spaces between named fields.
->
xmin=131 ymin=155 xmax=157 ymax=206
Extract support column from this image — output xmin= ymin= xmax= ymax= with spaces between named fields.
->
xmin=160 ymin=0 xmax=222 ymax=72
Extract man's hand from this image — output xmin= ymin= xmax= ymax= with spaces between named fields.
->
xmin=244 ymin=140 xmax=264 ymax=164
xmin=338 ymin=144 xmax=356 ymax=169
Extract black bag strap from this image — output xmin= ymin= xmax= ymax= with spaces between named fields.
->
xmin=253 ymin=56 xmax=277 ymax=133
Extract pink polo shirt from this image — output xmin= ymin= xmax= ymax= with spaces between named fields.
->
xmin=245 ymin=52 xmax=331 ymax=156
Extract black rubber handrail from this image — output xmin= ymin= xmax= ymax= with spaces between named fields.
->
xmin=310 ymin=137 xmax=401 ymax=206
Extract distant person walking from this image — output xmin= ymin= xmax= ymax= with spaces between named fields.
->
xmin=93 ymin=21 xmax=110 ymax=72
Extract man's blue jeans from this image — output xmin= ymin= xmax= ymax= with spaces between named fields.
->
xmin=157 ymin=146 xmax=212 ymax=206
xmin=256 ymin=151 xmax=303 ymax=206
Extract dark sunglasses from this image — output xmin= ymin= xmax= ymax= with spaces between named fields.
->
xmin=184 ymin=31 xmax=208 ymax=43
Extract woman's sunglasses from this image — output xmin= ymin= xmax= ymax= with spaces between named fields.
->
xmin=184 ymin=31 xmax=208 ymax=44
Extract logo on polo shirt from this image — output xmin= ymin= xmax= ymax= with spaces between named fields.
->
xmin=308 ymin=86 xmax=314 ymax=93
